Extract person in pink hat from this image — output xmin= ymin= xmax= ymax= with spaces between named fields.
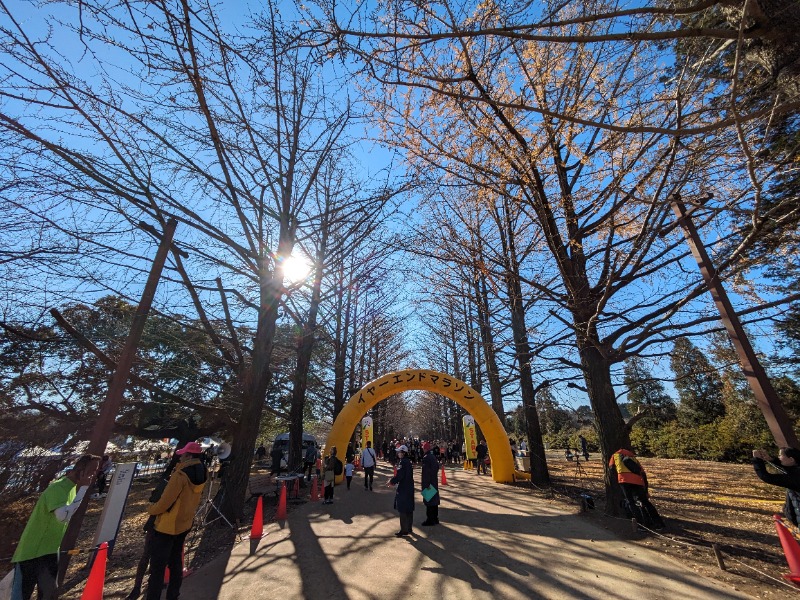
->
xmin=145 ymin=441 xmax=208 ymax=600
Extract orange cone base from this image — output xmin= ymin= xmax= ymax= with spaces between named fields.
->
xmin=275 ymin=483 xmax=288 ymax=520
xmin=440 ymin=467 xmax=448 ymax=486
xmin=81 ymin=542 xmax=108 ymax=600
xmin=774 ymin=514 xmax=800 ymax=583
xmin=250 ymin=495 xmax=264 ymax=539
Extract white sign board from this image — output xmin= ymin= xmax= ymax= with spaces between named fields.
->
xmin=92 ymin=462 xmax=137 ymax=555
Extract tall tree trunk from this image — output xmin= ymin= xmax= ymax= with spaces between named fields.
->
xmin=473 ymin=268 xmax=505 ymax=421
xmin=220 ymin=249 xmax=288 ymax=520
xmin=495 ymin=198 xmax=549 ymax=484
xmin=332 ymin=273 xmax=352 ymax=418
xmin=288 ymin=220 xmax=329 ymax=470
xmin=463 ymin=295 xmax=479 ymax=391
xmin=577 ymin=330 xmax=630 ymax=514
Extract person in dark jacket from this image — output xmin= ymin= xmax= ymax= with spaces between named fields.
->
xmin=420 ymin=442 xmax=440 ymax=526
xmin=388 ymin=445 xmax=414 ymax=537
xmin=146 ymin=441 xmax=208 ymax=600
xmin=475 ymin=440 xmax=488 ymax=475
xmin=270 ymin=444 xmax=284 ymax=476
xmin=578 ymin=434 xmax=589 ymax=461
xmin=753 ymin=446 xmax=800 ymax=526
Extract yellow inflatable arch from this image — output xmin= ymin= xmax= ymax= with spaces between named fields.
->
xmin=325 ymin=369 xmax=514 ymax=483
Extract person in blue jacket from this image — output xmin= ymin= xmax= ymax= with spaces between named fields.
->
xmin=388 ymin=444 xmax=414 ymax=537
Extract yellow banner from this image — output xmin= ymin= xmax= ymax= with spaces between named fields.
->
xmin=361 ymin=416 xmax=374 ymax=449
xmin=463 ymin=415 xmax=477 ymax=460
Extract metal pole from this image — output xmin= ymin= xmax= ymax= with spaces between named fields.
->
xmin=670 ymin=195 xmax=798 ymax=449
xmin=57 ymin=219 xmax=178 ymax=587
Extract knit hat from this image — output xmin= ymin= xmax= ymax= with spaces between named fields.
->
xmin=176 ymin=441 xmax=203 ymax=455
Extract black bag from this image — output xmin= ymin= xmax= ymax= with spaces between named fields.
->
xmin=334 ymin=458 xmax=343 ymax=476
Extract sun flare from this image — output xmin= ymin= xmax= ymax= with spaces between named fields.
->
xmin=281 ymin=254 xmax=312 ymax=283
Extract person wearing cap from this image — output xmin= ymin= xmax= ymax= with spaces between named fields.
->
xmin=388 ymin=445 xmax=415 ymax=536
xmin=146 ymin=441 xmax=208 ymax=600
xmin=420 ymin=442 xmax=440 ymax=526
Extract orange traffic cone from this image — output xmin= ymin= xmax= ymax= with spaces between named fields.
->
xmin=81 ymin=542 xmax=108 ymax=600
xmin=393 ymin=464 xmax=397 ymax=477
xmin=250 ymin=495 xmax=264 ymax=539
xmin=440 ymin=466 xmax=448 ymax=486
xmin=310 ymin=475 xmax=319 ymax=501
xmin=293 ymin=477 xmax=300 ymax=498
xmin=275 ymin=481 xmax=288 ymax=520
xmin=774 ymin=514 xmax=800 ymax=584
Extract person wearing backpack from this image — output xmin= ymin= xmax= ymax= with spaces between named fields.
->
xmin=323 ymin=447 xmax=342 ymax=505
xmin=608 ymin=448 xmax=665 ymax=530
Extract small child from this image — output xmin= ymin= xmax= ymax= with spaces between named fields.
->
xmin=345 ymin=458 xmax=355 ymax=490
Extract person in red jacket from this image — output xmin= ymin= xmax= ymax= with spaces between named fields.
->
xmin=608 ymin=448 xmax=665 ymax=530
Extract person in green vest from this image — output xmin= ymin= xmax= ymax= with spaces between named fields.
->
xmin=12 ymin=453 xmax=101 ymax=600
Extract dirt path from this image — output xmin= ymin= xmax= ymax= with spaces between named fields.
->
xmin=180 ymin=463 xmax=752 ymax=600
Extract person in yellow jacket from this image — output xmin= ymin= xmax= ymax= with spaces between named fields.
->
xmin=608 ymin=448 xmax=665 ymax=530
xmin=146 ymin=441 xmax=208 ymax=600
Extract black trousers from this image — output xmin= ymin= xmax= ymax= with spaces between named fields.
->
xmin=146 ymin=529 xmax=189 ymax=600
xmin=304 ymin=462 xmax=314 ymax=480
xmin=398 ymin=512 xmax=413 ymax=534
xmin=363 ymin=466 xmax=374 ymax=489
xmin=324 ymin=483 xmax=334 ymax=501
xmin=18 ymin=554 xmax=58 ymax=600
xmin=425 ymin=504 xmax=439 ymax=524
xmin=621 ymin=483 xmax=665 ymax=528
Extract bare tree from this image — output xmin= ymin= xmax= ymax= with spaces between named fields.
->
xmin=310 ymin=0 xmax=794 ymax=509
xmin=0 ymin=0 xmax=357 ymax=519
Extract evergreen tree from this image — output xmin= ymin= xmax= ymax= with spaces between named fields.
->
xmin=670 ymin=337 xmax=725 ymax=426
xmin=708 ymin=331 xmax=772 ymax=457
xmin=535 ymin=387 xmax=571 ymax=437
xmin=623 ymin=356 xmax=677 ymax=428
xmin=773 ymin=376 xmax=800 ymax=423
